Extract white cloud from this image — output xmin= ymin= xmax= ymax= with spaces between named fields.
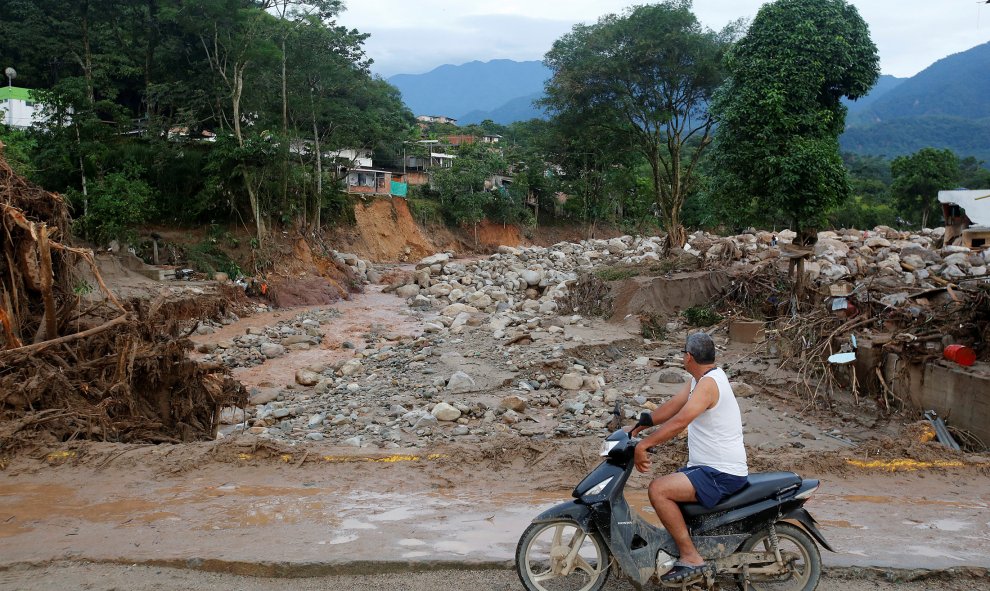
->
xmin=337 ymin=0 xmax=990 ymax=78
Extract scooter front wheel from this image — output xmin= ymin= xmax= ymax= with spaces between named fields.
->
xmin=516 ymin=519 xmax=611 ymax=591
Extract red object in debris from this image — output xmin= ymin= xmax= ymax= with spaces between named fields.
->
xmin=943 ymin=344 xmax=976 ymax=367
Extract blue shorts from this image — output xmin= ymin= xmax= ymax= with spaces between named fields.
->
xmin=679 ymin=465 xmax=749 ymax=509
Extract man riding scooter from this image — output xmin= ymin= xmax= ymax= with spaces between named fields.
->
xmin=630 ymin=332 xmax=749 ymax=584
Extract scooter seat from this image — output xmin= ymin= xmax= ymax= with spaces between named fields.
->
xmin=679 ymin=471 xmax=802 ymax=518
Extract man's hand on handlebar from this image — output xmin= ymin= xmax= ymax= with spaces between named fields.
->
xmin=625 ymin=411 xmax=654 ymax=437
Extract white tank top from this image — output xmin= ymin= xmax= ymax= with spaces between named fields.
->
xmin=687 ymin=367 xmax=748 ymax=477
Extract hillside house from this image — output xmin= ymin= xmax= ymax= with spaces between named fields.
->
xmin=939 ymin=189 xmax=990 ymax=247
xmin=328 ymin=148 xmax=373 ymax=169
xmin=346 ymin=168 xmax=392 ymax=196
xmin=416 ymin=115 xmax=458 ymax=125
xmin=0 ymin=86 xmax=45 ymax=129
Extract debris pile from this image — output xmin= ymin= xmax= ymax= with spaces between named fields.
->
xmin=0 ymin=145 xmax=244 ymax=447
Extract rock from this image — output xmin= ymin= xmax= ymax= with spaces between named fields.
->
xmin=521 ymin=269 xmax=543 ymax=286
xmin=563 ymin=400 xmax=586 ymax=414
xmin=340 ymin=359 xmax=363 ymax=376
xmin=295 ymin=369 xmax=321 ymax=387
xmin=431 ymin=402 xmax=462 ymax=421
xmin=219 ymin=406 xmax=245 ymax=424
xmin=559 ymin=373 xmax=585 ymax=390
xmin=657 ymin=370 xmax=686 ymax=384
xmin=943 ymin=252 xmax=971 ymax=267
xmin=419 ymin=253 xmax=450 ymax=267
xmin=248 ymin=388 xmax=279 ymax=406
xmin=865 ymin=237 xmax=891 ymax=248
xmin=942 ymin=264 xmax=966 ymax=279
xmin=342 ymin=436 xmax=363 ymax=447
xmin=306 ymin=432 xmax=325 ymax=441
xmin=582 ymin=375 xmax=605 ymax=391
xmin=813 ymin=238 xmax=849 ymax=257
xmin=395 ymin=284 xmax=421 ymax=298
xmin=446 ymin=371 xmax=476 ymax=393
xmin=442 ymin=303 xmax=480 ymax=317
xmin=731 ymin=382 xmax=756 ymax=398
xmin=307 ymin=413 xmax=326 ymax=428
xmin=260 ymin=343 xmax=286 ymax=359
xmin=282 ymin=334 xmax=315 ymax=346
xmin=502 ymin=409 xmax=522 ymax=424
xmin=501 ymin=395 xmax=528 ymax=412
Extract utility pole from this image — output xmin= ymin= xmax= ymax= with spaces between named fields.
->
xmin=4 ymin=67 xmax=16 ymax=127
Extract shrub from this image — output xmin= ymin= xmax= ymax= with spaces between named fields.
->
xmin=682 ymin=305 xmax=722 ymax=327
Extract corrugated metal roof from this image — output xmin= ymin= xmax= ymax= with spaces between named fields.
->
xmin=0 ymin=86 xmax=36 ymax=102
xmin=939 ymin=190 xmax=990 ymax=226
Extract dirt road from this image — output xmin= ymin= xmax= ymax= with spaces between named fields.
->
xmin=2 ymin=562 xmax=988 ymax=591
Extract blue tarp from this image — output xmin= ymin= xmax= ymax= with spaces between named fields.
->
xmin=390 ymin=181 xmax=408 ymax=197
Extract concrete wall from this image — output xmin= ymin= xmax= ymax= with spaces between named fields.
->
xmin=856 ymin=337 xmax=990 ymax=446
xmin=895 ymin=360 xmax=990 ymax=446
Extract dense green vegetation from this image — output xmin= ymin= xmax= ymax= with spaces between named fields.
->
xmin=1 ymin=0 xmax=988 ymax=260
xmin=542 ymin=1 xmax=734 ymax=247
xmin=709 ymin=0 xmax=880 ymax=237
xmin=0 ymin=0 xmax=413 ymax=244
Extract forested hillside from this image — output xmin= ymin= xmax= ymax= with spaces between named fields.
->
xmin=0 ymin=0 xmax=414 ymax=245
xmin=840 ymin=41 xmax=990 ymax=161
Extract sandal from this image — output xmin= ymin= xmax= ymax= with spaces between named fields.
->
xmin=660 ymin=561 xmax=712 ymax=583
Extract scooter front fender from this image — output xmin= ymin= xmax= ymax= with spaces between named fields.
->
xmin=532 ymin=500 xmax=594 ymax=533
xmin=782 ymin=507 xmax=834 ymax=552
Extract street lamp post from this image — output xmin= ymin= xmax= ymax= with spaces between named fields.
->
xmin=4 ymin=67 xmax=16 ymax=127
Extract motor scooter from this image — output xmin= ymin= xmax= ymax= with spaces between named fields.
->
xmin=515 ymin=428 xmax=832 ymax=591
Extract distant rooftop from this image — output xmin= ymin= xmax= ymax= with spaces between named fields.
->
xmin=0 ymin=86 xmax=36 ymax=102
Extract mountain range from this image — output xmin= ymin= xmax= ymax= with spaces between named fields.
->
xmin=389 ymin=42 xmax=990 ymax=163
xmin=387 ymin=60 xmax=549 ymax=125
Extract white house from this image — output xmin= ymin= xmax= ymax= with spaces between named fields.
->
xmin=0 ymin=86 xmax=44 ymax=129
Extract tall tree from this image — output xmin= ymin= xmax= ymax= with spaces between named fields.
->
xmin=709 ymin=0 xmax=879 ymax=237
xmin=890 ymin=148 xmax=960 ymax=228
xmin=542 ymin=1 xmax=731 ymax=247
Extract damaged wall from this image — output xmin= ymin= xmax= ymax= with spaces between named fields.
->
xmin=895 ymin=360 xmax=990 ymax=447
xmin=610 ymin=271 xmax=730 ymax=319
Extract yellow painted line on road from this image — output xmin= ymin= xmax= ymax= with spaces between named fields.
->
xmin=321 ymin=453 xmax=447 ymax=463
xmin=235 ymin=452 xmax=446 ymax=464
xmin=846 ymin=458 xmax=965 ymax=472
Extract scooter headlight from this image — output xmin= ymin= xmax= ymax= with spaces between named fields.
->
xmin=585 ymin=476 xmax=614 ymax=496
xmin=600 ymin=440 xmax=619 ymax=457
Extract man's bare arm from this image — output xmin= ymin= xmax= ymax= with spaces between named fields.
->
xmin=630 ymin=381 xmax=690 ymax=436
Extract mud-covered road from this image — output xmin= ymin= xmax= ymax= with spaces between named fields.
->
xmin=3 ymin=270 xmax=990 ymax=591
xmin=2 ymin=562 xmax=988 ymax=591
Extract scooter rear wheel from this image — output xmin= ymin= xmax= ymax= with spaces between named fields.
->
xmin=737 ymin=522 xmax=821 ymax=591
xmin=516 ymin=519 xmax=611 ymax=591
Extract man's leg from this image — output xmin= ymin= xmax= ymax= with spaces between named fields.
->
xmin=648 ymin=473 xmax=704 ymax=566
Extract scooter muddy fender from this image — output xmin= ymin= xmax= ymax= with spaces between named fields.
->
xmin=531 ymin=500 xmax=594 ymax=533
xmin=782 ymin=507 xmax=834 ymax=552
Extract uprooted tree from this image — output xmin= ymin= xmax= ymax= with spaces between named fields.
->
xmin=0 ymin=143 xmax=245 ymax=447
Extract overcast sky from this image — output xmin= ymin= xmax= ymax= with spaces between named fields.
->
xmin=336 ymin=0 xmax=990 ymax=79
